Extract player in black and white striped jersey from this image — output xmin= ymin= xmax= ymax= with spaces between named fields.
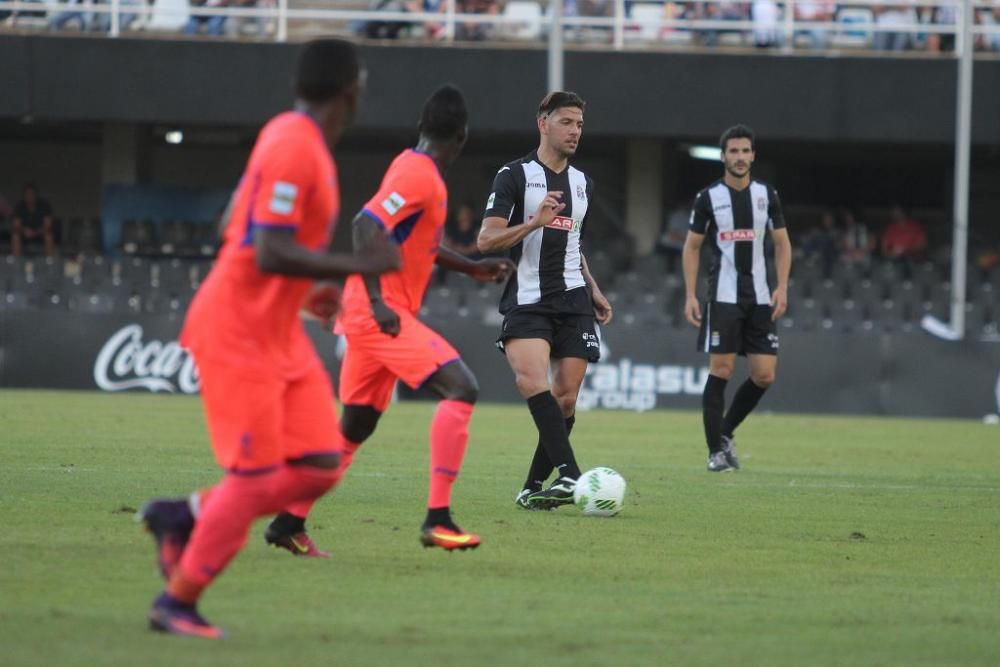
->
xmin=478 ymin=91 xmax=613 ymax=510
xmin=683 ymin=124 xmax=792 ymax=472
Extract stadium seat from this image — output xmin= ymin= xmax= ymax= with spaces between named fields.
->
xmin=502 ymin=1 xmax=543 ymax=40
xmin=1 ymin=289 xmax=31 ymax=312
xmin=79 ymin=255 xmax=113 ymax=289
xmin=69 ymin=289 xmax=115 ymax=314
xmin=118 ymin=256 xmax=153 ymax=288
xmin=122 ymin=219 xmax=156 ymax=256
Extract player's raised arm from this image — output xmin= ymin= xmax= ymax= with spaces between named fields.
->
xmin=478 ymin=192 xmax=563 ymax=254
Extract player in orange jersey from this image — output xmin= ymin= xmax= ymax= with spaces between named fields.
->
xmin=265 ymin=84 xmax=514 ymax=553
xmin=136 ymin=39 xmax=399 ymax=639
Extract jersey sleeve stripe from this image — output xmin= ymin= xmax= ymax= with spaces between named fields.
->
xmin=390 ymin=209 xmax=424 ymax=245
xmin=358 ymin=207 xmax=388 ymax=229
xmin=239 ymin=220 xmax=299 ymax=247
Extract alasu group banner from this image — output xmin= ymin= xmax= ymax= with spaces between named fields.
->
xmin=1 ymin=310 xmax=999 ymax=419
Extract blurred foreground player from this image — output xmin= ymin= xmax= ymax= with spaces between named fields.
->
xmin=136 ymin=39 xmax=399 ymax=638
xmin=265 ymin=84 xmax=515 ymax=554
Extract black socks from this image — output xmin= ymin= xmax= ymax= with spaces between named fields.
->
xmin=524 ymin=414 xmax=575 ymax=490
xmin=526 ymin=392 xmax=581 ymax=481
xmin=702 ymin=375 xmax=728 ymax=454
xmin=722 ymin=379 xmax=768 ymax=438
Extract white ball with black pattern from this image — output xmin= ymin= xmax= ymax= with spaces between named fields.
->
xmin=573 ymin=467 xmax=626 ymax=517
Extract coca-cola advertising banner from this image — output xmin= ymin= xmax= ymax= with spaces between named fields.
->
xmin=2 ymin=311 xmax=999 ymax=419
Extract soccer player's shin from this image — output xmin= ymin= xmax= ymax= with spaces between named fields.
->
xmin=428 ymin=399 xmax=473 ymax=509
xmin=722 ymin=379 xmax=768 ymax=436
xmin=703 ymin=375 xmax=728 ymax=453
xmin=523 ymin=414 xmax=574 ymax=491
xmin=526 ymin=392 xmax=581 ymax=480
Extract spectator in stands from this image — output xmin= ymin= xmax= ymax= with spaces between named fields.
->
xmin=840 ymin=208 xmax=876 ymax=272
xmin=795 ymin=0 xmax=834 ymax=50
xmin=697 ymin=0 xmax=747 ymax=47
xmin=12 ymin=184 xmax=57 ymax=257
xmin=751 ymin=0 xmax=782 ymax=48
xmin=803 ymin=210 xmax=840 ymax=280
xmin=456 ymin=0 xmax=499 ymax=41
xmin=655 ymin=204 xmax=691 ymax=272
xmin=975 ymin=243 xmax=1000 ymax=275
xmin=438 ymin=202 xmax=482 ymax=283
xmin=184 ymin=0 xmax=229 ymax=36
xmin=90 ymin=0 xmax=142 ymax=32
xmin=924 ymin=3 xmax=957 ymax=53
xmin=881 ymin=205 xmax=927 ymax=279
xmin=873 ymin=2 xmax=917 ymax=51
xmin=978 ymin=2 xmax=1000 ymax=52
xmin=361 ymin=0 xmax=444 ymax=40
xmin=48 ymin=0 xmax=90 ymax=31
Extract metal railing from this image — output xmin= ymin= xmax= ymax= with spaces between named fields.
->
xmin=1 ymin=0 xmax=999 ymax=54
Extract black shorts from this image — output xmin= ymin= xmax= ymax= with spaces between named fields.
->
xmin=497 ymin=309 xmax=600 ymax=362
xmin=697 ymin=301 xmax=778 ymax=356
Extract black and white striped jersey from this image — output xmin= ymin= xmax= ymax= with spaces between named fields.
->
xmin=484 ymin=151 xmax=594 ymax=315
xmin=689 ymin=178 xmax=786 ymax=305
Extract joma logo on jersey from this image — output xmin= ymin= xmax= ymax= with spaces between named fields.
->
xmin=719 ymin=230 xmax=757 ymax=242
xmin=546 ymin=215 xmax=579 ymax=232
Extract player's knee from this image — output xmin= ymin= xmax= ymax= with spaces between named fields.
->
xmin=340 ymin=404 xmax=382 ymax=444
xmin=442 ymin=374 xmax=479 ymax=404
xmin=514 ymin=368 xmax=549 ymax=397
xmin=554 ymin=392 xmax=578 ymax=417
xmin=290 ymin=452 xmax=341 ymax=470
xmin=752 ymin=370 xmax=775 ymax=387
xmin=710 ymin=365 xmax=734 ymax=381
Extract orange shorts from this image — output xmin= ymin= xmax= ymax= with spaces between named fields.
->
xmin=339 ymin=309 xmax=460 ymax=412
xmin=196 ymin=355 xmax=340 ymax=473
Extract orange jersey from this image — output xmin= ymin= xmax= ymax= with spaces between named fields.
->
xmin=340 ymin=149 xmax=447 ymax=331
xmin=181 ymin=112 xmax=339 ymax=377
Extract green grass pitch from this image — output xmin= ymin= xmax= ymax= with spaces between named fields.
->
xmin=1 ymin=389 xmax=998 ymax=666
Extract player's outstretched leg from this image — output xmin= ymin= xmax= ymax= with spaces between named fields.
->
xmin=523 ymin=394 xmax=583 ymax=509
xmin=148 ymin=460 xmax=340 ymax=637
xmin=136 ymin=497 xmax=196 ymax=580
xmin=515 ymin=414 xmax=575 ymax=510
xmin=265 ymin=404 xmax=379 ymax=557
xmin=420 ymin=361 xmax=480 ymax=550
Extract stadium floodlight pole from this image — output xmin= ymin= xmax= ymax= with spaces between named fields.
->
xmin=613 ymin=0 xmax=625 ymax=50
xmin=110 ymin=0 xmax=120 ymax=37
xmin=951 ymin=0 xmax=973 ymax=339
xmin=277 ymin=0 xmax=288 ymax=42
xmin=548 ymin=0 xmax=564 ymax=92
xmin=924 ymin=0 xmax=973 ymax=342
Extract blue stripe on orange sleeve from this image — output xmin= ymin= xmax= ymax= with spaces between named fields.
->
xmin=391 ymin=210 xmax=423 ymax=245
xmin=357 ymin=207 xmax=388 ymax=230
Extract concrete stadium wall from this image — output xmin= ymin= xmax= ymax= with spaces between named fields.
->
xmin=2 ymin=310 xmax=998 ymax=419
xmin=1 ymin=36 xmax=1000 ymax=145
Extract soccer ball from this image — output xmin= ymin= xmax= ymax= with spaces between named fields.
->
xmin=573 ymin=467 xmax=626 ymax=517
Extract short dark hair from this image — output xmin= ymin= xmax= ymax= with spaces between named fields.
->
xmin=294 ymin=39 xmax=361 ymax=104
xmin=419 ymin=84 xmax=468 ymax=141
xmin=720 ymin=124 xmax=755 ymax=151
xmin=537 ymin=91 xmax=585 ymax=118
